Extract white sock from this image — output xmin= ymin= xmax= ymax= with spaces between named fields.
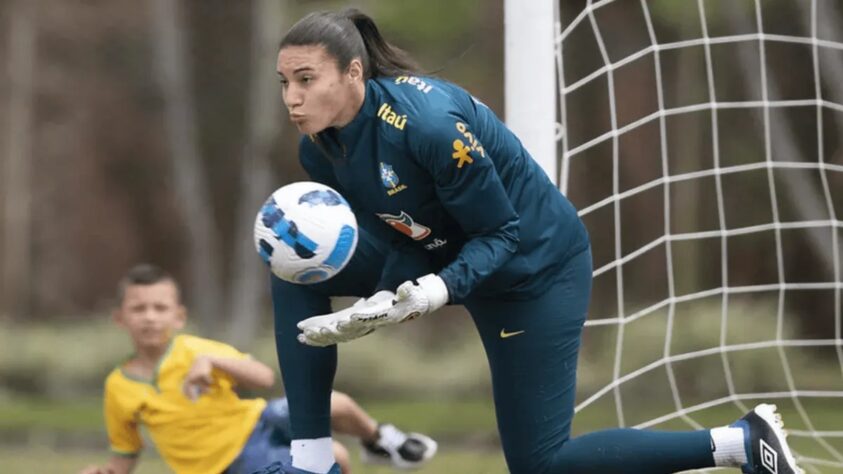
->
xmin=291 ymin=437 xmax=335 ymax=473
xmin=710 ymin=426 xmax=748 ymax=467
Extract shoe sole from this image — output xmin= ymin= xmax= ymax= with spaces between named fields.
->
xmin=753 ymin=403 xmax=804 ymax=474
xmin=360 ymin=433 xmax=438 ymax=470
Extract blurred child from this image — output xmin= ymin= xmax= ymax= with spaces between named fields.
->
xmin=79 ymin=263 xmax=436 ymax=474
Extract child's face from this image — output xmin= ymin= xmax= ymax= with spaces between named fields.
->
xmin=115 ymin=280 xmax=186 ymax=351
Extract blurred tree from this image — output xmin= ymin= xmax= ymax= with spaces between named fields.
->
xmin=145 ymin=0 xmax=288 ymax=341
xmin=2 ymin=0 xmax=37 ymax=319
xmin=15 ymin=0 xmax=835 ymax=346
xmin=150 ymin=0 xmax=225 ymax=332
xmin=24 ymin=0 xmax=174 ymax=317
xmin=224 ymin=0 xmax=287 ymax=346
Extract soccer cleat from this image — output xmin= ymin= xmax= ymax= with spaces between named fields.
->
xmin=249 ymin=460 xmax=341 ymax=474
xmin=360 ymin=423 xmax=438 ymax=470
xmin=731 ymin=403 xmax=804 ymax=474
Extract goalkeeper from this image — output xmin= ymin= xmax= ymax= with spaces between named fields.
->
xmin=79 ymin=264 xmax=436 ymax=474
xmin=264 ymin=8 xmax=803 ymax=474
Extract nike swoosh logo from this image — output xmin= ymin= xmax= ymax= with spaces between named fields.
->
xmin=500 ymin=329 xmax=525 ymax=339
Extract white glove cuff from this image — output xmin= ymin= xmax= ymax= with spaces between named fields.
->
xmin=417 ymin=274 xmax=449 ymax=312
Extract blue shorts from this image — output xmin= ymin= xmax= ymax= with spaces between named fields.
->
xmin=224 ymin=398 xmax=293 ymax=474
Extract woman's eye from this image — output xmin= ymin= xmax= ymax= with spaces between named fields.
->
xmin=279 ymin=78 xmax=288 ymax=86
xmin=302 ymin=76 xmax=313 ymax=84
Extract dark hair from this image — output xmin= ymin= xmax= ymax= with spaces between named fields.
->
xmin=116 ymin=263 xmax=178 ymax=303
xmin=280 ymin=8 xmax=420 ymax=79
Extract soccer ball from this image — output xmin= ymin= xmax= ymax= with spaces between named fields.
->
xmin=254 ymin=181 xmax=358 ymax=284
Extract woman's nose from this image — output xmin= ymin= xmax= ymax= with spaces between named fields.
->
xmin=284 ymin=85 xmax=303 ymax=108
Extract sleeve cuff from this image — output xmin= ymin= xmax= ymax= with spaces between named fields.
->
xmin=436 ymin=271 xmax=460 ymax=304
xmin=110 ymin=448 xmax=141 ymax=458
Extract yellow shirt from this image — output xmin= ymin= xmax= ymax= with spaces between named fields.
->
xmin=104 ymin=334 xmax=266 ymax=474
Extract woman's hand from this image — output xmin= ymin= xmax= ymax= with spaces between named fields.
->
xmin=297 ymin=274 xmax=449 ymax=347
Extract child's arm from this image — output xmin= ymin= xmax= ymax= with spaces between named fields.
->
xmin=182 ymin=355 xmax=275 ymax=400
xmin=101 ymin=375 xmax=143 ymax=472
xmin=78 ymin=455 xmax=137 ymax=474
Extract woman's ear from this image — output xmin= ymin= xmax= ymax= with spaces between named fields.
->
xmin=348 ymin=58 xmax=364 ymax=82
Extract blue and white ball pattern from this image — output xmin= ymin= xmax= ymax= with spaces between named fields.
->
xmin=254 ymin=182 xmax=358 ymax=284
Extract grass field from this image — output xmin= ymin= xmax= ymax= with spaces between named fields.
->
xmin=0 ymin=397 xmax=507 ymax=474
xmin=2 ymin=397 xmax=842 ymax=473
xmin=0 ymin=446 xmax=510 ymax=474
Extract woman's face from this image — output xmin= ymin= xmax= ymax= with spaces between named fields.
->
xmin=276 ymin=44 xmax=363 ymax=134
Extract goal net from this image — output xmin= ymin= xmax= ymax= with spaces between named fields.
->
xmin=509 ymin=0 xmax=843 ymax=472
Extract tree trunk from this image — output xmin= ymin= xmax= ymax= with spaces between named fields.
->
xmin=2 ymin=0 xmax=37 ymax=319
xmin=149 ymin=0 xmax=223 ymax=332
xmin=671 ymin=26 xmax=703 ymax=295
xmin=225 ymin=0 xmax=286 ymax=347
xmin=726 ymin=2 xmax=838 ymax=281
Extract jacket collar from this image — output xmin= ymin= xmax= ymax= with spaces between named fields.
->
xmin=333 ymin=79 xmax=379 ymax=145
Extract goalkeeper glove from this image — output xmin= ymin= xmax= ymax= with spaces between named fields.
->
xmin=297 ymin=290 xmax=394 ymax=347
xmin=354 ymin=273 xmax=449 ymax=325
xmin=296 ymin=274 xmax=449 ymax=347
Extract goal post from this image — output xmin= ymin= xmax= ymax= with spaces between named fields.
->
xmin=504 ymin=0 xmax=558 ymax=184
xmin=506 ymin=1 xmax=843 ymax=472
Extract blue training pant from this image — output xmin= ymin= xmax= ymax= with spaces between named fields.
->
xmin=270 ymin=231 xmax=716 ymax=473
xmin=464 ymin=247 xmax=714 ymax=473
xmin=272 ymin=228 xmax=386 ymax=439
xmin=224 ymin=398 xmax=293 ymax=474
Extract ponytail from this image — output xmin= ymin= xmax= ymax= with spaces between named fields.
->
xmin=344 ymin=10 xmax=420 ymax=78
xmin=280 ymin=9 xmax=421 ymax=79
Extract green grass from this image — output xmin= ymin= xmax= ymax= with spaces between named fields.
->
xmin=0 ymin=396 xmax=102 ymax=433
xmin=0 ymin=396 xmax=506 ymax=473
xmin=3 ymin=311 xmax=842 ymax=473
xmin=0 ymin=446 xmax=170 ymax=474
xmin=0 ymin=396 xmax=499 ymax=439
xmin=355 ymin=398 xmax=498 ymax=439
xmin=3 ymin=397 xmax=843 ymax=473
xmin=0 ymin=445 xmax=509 ymax=474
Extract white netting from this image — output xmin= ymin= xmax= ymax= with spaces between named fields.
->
xmin=556 ymin=0 xmax=843 ymax=472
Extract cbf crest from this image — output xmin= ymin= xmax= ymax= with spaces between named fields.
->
xmin=379 ymin=162 xmax=407 ymax=196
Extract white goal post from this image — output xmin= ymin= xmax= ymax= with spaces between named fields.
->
xmin=505 ymin=1 xmax=843 ymax=472
xmin=504 ymin=0 xmax=558 ymax=183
